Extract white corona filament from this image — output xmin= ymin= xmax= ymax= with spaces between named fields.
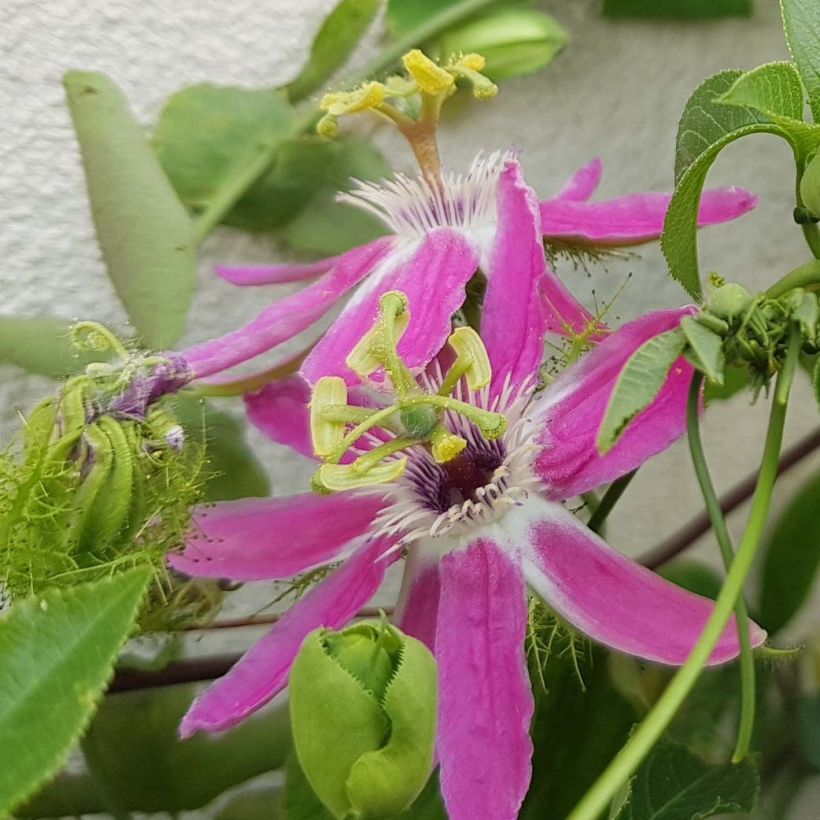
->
xmin=339 ymin=151 xmax=515 ymax=238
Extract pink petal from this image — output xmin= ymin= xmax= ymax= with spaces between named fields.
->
xmin=216 ymin=244 xmax=376 ymax=287
xmin=540 ymin=187 xmax=757 ymax=246
xmin=437 ymin=540 xmax=533 ymax=820
xmin=556 ymin=158 xmax=603 ymax=201
xmin=481 ymin=161 xmax=550 ymax=391
xmin=518 ymin=498 xmax=766 ymax=665
xmin=301 ymin=229 xmax=478 ymax=386
xmin=179 ymin=537 xmax=392 ymax=736
xmin=534 ymin=307 xmax=696 ymax=499
xmin=244 ymin=376 xmax=314 ymax=461
xmin=181 ymin=238 xmax=394 ymax=379
xmin=395 ymin=543 xmax=441 ymax=653
xmin=169 ymin=492 xmax=385 ymax=581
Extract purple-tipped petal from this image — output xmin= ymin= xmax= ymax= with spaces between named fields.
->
xmin=179 ymin=537 xmax=392 ymax=737
xmin=540 ymin=186 xmax=757 ymax=246
xmin=216 ymin=248 xmax=357 ymax=287
xmin=181 ymin=238 xmax=394 ymax=379
xmin=556 ymin=158 xmax=603 ymax=201
xmin=244 ymin=376 xmax=314 ymax=461
xmin=395 ymin=542 xmax=441 ymax=653
xmin=518 ymin=498 xmax=766 ymax=665
xmin=301 ymin=229 xmax=478 ymax=386
xmin=437 ymin=540 xmax=533 ymax=820
xmin=169 ymin=492 xmax=385 ymax=581
xmin=534 ymin=307 xmax=695 ymax=499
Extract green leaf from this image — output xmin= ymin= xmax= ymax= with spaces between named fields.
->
xmin=225 ymin=135 xmax=390 ymax=234
xmin=781 ymin=0 xmax=820 ymax=121
xmin=681 ymin=316 xmax=725 ymax=385
xmin=717 ymin=61 xmax=805 ymax=121
xmin=437 ymin=8 xmax=568 ymax=81
xmin=286 ymin=0 xmax=380 ymax=102
xmin=813 ymin=356 xmax=820 ymax=407
xmin=758 ymin=468 xmax=820 ymax=633
xmin=597 ymin=328 xmax=687 ymax=454
xmin=663 ymin=71 xmax=788 ymax=298
xmin=797 ymin=695 xmax=820 ymax=771
xmin=0 ymin=568 xmax=151 ymax=815
xmin=659 ymin=560 xmax=723 ymax=600
xmin=173 ymin=396 xmax=270 ymax=502
xmin=602 ymin=0 xmax=751 ymax=19
xmin=0 ymin=315 xmax=109 ymax=378
xmin=64 ymin=72 xmax=197 ymax=348
xmin=613 ymin=741 xmax=759 ymax=819
xmin=153 ymin=83 xmax=295 ymax=216
xmin=80 ymin=686 xmax=291 ymax=812
xmin=387 ymin=0 xmax=459 ymax=37
xmin=704 ymin=364 xmax=748 ymax=402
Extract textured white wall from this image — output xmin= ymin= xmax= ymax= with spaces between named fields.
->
xmin=3 ymin=1 xmax=820 ymax=813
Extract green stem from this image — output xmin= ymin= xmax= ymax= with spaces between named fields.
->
xmin=587 ymin=470 xmax=637 ymax=534
xmin=189 ymin=0 xmax=497 ymax=244
xmin=766 ymin=259 xmax=820 ymax=298
xmin=568 ymin=329 xmax=800 ymax=820
xmin=686 ymin=372 xmax=755 ymax=762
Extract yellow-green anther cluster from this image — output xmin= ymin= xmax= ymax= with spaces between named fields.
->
xmin=289 ymin=620 xmax=437 ymax=820
xmin=316 ymin=48 xmax=498 ymax=180
xmin=309 ymin=291 xmax=507 ymax=493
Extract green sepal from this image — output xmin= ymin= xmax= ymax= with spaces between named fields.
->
xmin=681 ymin=315 xmax=725 ymax=385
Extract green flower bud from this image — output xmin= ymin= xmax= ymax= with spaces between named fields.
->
xmin=437 ymin=8 xmax=568 ymax=81
xmin=800 ymin=152 xmax=820 ymax=220
xmin=709 ymin=282 xmax=753 ymax=321
xmin=289 ymin=620 xmax=438 ymax=820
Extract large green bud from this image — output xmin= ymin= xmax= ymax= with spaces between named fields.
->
xmin=289 ymin=620 xmax=437 ymax=819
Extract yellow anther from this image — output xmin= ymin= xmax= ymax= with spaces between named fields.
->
xmin=316 ymin=114 xmax=339 ymax=138
xmin=384 ymin=75 xmax=417 ymax=97
xmin=457 ymin=53 xmax=486 ymax=72
xmin=310 ymin=377 xmax=348 ymax=459
xmin=448 ymin=326 xmax=492 ymax=390
xmin=402 ymin=49 xmax=455 ymax=96
xmin=316 ymin=458 xmax=408 ymax=492
xmin=320 ymin=81 xmax=387 ymax=116
xmin=346 ymin=292 xmax=411 ymax=381
xmin=431 ymin=427 xmax=467 ymax=464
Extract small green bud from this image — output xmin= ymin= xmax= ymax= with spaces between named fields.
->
xmin=290 ymin=621 xmax=437 ymax=820
xmin=800 ymin=152 xmax=820 ymax=220
xmin=709 ymin=282 xmax=753 ymax=321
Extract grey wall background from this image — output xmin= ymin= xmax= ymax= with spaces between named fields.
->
xmin=2 ymin=1 xmax=819 ymax=815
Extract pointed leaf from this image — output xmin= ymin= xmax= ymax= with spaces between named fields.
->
xmin=758 ymin=468 xmax=820 ymax=634
xmin=613 ymin=741 xmax=759 ymax=819
xmin=286 ymin=0 xmax=380 ymax=101
xmin=602 ymin=0 xmax=751 ymax=18
xmin=597 ymin=328 xmax=687 ymax=454
xmin=781 ymin=0 xmax=820 ymax=121
xmin=681 ymin=316 xmax=725 ymax=384
xmin=716 ymin=61 xmax=805 ymax=121
xmin=0 ymin=316 xmax=109 ymax=378
xmin=0 ymin=568 xmax=151 ymax=815
xmin=663 ymin=71 xmax=786 ymax=298
xmin=64 ymin=72 xmax=196 ymax=348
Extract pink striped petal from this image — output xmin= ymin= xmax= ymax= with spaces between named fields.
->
xmin=534 ymin=307 xmax=695 ymax=499
xmin=301 ymin=229 xmax=478 ymax=386
xmin=518 ymin=498 xmax=766 ymax=665
xmin=181 ymin=238 xmax=394 ymax=379
xmin=556 ymin=158 xmax=603 ymax=201
xmin=169 ymin=492 xmax=384 ymax=581
xmin=179 ymin=537 xmax=391 ymax=737
xmin=481 ymin=161 xmax=550 ymax=391
xmin=395 ymin=542 xmax=441 ymax=653
xmin=540 ymin=187 xmax=757 ymax=246
xmin=216 ymin=244 xmax=380 ymax=287
xmin=244 ymin=376 xmax=314 ymax=461
xmin=437 ymin=540 xmax=533 ymax=820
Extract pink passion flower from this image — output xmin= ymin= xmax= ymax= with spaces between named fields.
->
xmin=179 ymin=153 xmax=757 ymax=386
xmin=170 ymin=304 xmax=766 ymax=820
